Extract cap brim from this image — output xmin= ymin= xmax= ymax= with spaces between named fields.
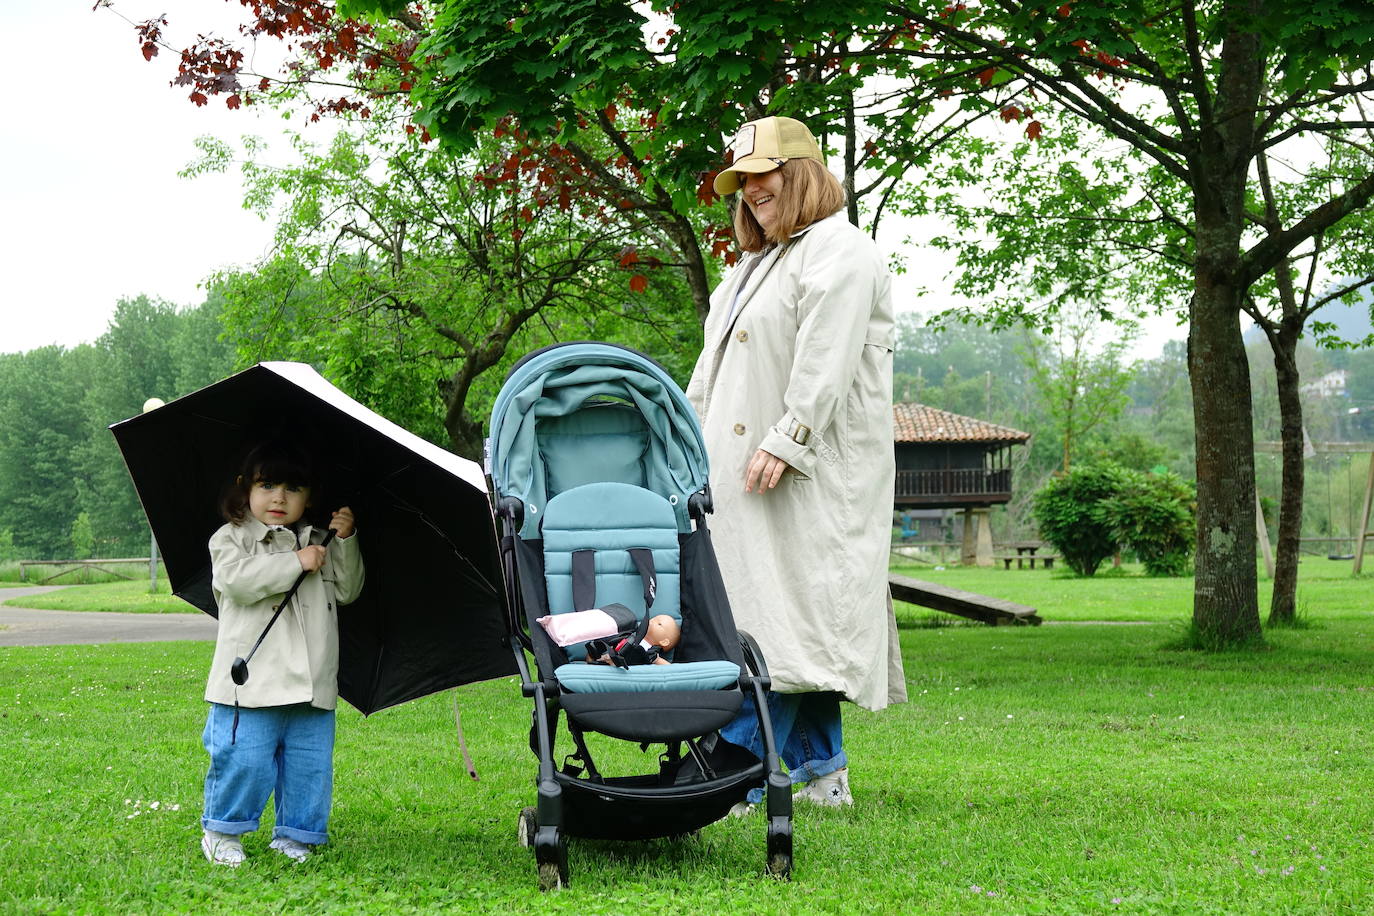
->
xmin=712 ymin=158 xmax=783 ymax=196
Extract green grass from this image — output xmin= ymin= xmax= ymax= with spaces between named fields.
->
xmin=4 ymin=587 xmax=1374 ymax=914
xmin=1 ymin=578 xmax=194 ymax=613
xmin=890 ymin=557 xmax=1372 ymax=623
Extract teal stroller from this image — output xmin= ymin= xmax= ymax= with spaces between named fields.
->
xmin=487 ymin=342 xmax=793 ymax=890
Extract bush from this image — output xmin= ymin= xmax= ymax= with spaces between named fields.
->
xmin=1031 ymin=462 xmax=1130 ymax=576
xmin=1102 ymin=470 xmax=1196 ymax=576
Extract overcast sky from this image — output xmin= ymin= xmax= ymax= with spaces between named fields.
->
xmin=2 ymin=1 xmax=1185 ymax=359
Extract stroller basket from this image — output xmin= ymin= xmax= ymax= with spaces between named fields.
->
xmin=488 ymin=342 xmax=793 ymax=890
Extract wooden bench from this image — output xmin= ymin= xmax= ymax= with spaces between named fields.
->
xmin=889 ymin=574 xmax=1041 ymax=626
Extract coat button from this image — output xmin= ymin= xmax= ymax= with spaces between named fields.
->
xmin=736 ymin=329 xmax=749 ymax=342
xmin=733 ymin=423 xmax=746 ymax=436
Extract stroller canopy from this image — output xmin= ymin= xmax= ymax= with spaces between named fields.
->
xmin=488 ymin=343 xmax=710 ymax=538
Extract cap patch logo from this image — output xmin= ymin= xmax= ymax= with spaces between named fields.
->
xmin=731 ymin=124 xmax=756 ymax=159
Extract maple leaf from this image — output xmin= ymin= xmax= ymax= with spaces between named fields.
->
xmin=190 ymin=91 xmax=208 ymax=107
xmin=619 ymin=247 xmax=640 ymax=268
xmin=977 ymin=67 xmax=998 ymax=87
xmin=1025 ymin=120 xmax=1044 ymax=141
xmin=629 ymin=274 xmax=648 ymax=293
xmin=226 ymin=94 xmax=241 ymax=110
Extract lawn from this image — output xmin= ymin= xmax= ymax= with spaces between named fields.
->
xmin=0 ymin=578 xmax=191 ymax=613
xmin=889 ymin=557 xmax=1371 ymax=623
xmin=3 ymin=571 xmax=1373 ymax=913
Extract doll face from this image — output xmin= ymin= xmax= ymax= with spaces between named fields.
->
xmin=249 ymin=479 xmax=311 ymax=527
xmin=645 ymin=614 xmax=680 ymax=650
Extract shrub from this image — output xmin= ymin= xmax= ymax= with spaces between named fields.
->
xmin=1031 ymin=462 xmax=1130 ymax=576
xmin=1102 ymin=470 xmax=1196 ymax=576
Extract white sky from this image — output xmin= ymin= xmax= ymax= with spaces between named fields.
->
xmin=2 ymin=1 xmax=1185 ymax=360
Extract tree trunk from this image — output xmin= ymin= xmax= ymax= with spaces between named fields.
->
xmin=1268 ymin=326 xmax=1304 ymax=625
xmin=1187 ymin=282 xmax=1261 ymax=644
xmin=1185 ymin=3 xmax=1263 ymax=646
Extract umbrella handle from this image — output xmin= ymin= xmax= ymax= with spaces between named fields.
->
xmin=231 ymin=529 xmax=338 ymax=686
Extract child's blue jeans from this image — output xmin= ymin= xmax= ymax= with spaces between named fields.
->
xmin=720 ymin=691 xmax=847 ymax=804
xmin=201 ymin=702 xmax=336 ymax=845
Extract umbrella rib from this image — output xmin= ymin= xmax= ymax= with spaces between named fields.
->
xmin=378 ymin=487 xmax=499 ymax=596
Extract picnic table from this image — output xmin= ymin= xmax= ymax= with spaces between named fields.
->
xmin=992 ymin=541 xmax=1058 ymax=570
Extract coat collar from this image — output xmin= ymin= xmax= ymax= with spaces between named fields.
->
xmin=239 ymin=516 xmax=307 ymax=545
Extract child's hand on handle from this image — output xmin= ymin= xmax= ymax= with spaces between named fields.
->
xmin=329 ymin=506 xmax=356 ymax=539
xmin=296 ymin=545 xmax=327 ymax=572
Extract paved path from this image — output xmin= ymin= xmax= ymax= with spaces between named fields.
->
xmin=0 ymin=586 xmax=216 ymax=647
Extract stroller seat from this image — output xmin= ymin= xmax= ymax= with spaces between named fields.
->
xmin=542 ymin=481 xmax=741 ymax=736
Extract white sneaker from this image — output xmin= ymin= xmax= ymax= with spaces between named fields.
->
xmin=728 ymin=800 xmax=757 ymax=818
xmin=201 ymin=830 xmax=245 ymax=867
xmin=795 ymin=767 xmax=853 ymax=807
xmin=269 ymin=837 xmax=313 ymax=863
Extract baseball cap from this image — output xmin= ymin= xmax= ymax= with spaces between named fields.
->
xmin=712 ymin=116 xmax=825 ymax=196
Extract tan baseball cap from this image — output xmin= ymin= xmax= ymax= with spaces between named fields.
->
xmin=713 ymin=116 xmax=825 ymax=196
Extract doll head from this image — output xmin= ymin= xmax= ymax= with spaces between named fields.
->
xmin=644 ymin=614 xmax=681 ymax=651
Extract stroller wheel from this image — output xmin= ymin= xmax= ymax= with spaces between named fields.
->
xmin=517 ymin=806 xmax=537 ymax=849
xmin=767 ymin=851 xmax=792 ymax=880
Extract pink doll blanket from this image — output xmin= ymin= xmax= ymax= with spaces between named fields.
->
xmin=536 ymin=603 xmax=638 ymax=646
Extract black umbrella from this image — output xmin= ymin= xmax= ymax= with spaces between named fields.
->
xmin=109 ymin=362 xmax=515 ymax=714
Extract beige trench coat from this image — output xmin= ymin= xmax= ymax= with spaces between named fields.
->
xmin=205 ymin=518 xmax=364 ymax=710
xmin=686 ymin=210 xmax=906 ymax=711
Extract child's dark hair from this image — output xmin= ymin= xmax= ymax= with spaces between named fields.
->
xmin=220 ymin=439 xmax=319 ymax=525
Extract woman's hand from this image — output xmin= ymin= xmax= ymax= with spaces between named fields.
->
xmin=329 ymin=506 xmax=356 ymax=539
xmin=744 ymin=449 xmax=791 ymax=493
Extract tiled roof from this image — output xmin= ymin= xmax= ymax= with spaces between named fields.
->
xmin=893 ymin=403 xmax=1031 ymax=444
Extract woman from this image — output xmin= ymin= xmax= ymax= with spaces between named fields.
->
xmin=686 ymin=116 xmax=905 ymax=810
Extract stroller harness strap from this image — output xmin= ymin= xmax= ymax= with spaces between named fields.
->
xmin=572 ymin=548 xmax=656 ymax=612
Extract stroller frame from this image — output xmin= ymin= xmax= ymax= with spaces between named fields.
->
xmin=487 ymin=343 xmax=794 ymax=890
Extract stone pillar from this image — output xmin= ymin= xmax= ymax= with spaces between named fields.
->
xmin=974 ymin=508 xmax=994 ymax=567
xmin=960 ymin=507 xmax=976 ymax=566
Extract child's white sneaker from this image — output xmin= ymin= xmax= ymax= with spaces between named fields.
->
xmin=201 ymin=830 xmax=246 ymax=867
xmin=795 ymin=767 xmax=853 ymax=807
xmin=269 ymin=837 xmax=313 ymax=863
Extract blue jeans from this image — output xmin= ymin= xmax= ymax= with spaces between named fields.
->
xmin=721 ymin=691 xmax=847 ymax=804
xmin=201 ymin=703 xmax=336 ymax=845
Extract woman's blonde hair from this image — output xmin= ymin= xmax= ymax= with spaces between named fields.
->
xmin=732 ymin=158 xmax=846 ymax=253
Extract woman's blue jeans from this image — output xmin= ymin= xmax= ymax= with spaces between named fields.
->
xmin=201 ymin=702 xmax=336 ymax=845
xmin=720 ymin=691 xmax=847 ymax=804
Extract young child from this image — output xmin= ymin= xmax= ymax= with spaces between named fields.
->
xmin=200 ymin=440 xmax=364 ymax=867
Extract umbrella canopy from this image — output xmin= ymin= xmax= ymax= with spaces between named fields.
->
xmin=488 ymin=342 xmax=710 ymax=538
xmin=110 ymin=362 xmax=513 ymax=714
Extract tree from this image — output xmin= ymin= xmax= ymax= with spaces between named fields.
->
xmin=1020 ymin=305 xmax=1136 ymax=472
xmin=0 ymin=347 xmax=92 ymax=559
xmin=193 ymin=121 xmax=704 ymax=456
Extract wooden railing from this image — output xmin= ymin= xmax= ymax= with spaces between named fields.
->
xmin=895 ymin=468 xmax=1013 ymax=506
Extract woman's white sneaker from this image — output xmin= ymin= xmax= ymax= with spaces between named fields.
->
xmin=201 ymin=830 xmax=246 ymax=867
xmin=269 ymin=837 xmax=313 ymax=862
xmin=795 ymin=767 xmax=853 ymax=807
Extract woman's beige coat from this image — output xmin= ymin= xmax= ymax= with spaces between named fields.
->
xmin=686 ymin=210 xmax=905 ymax=711
xmin=205 ymin=518 xmax=364 ymax=710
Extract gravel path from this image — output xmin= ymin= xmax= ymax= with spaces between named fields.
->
xmin=0 ymin=586 xmax=216 ymax=646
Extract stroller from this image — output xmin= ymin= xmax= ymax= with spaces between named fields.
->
xmin=486 ymin=342 xmax=793 ymax=890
